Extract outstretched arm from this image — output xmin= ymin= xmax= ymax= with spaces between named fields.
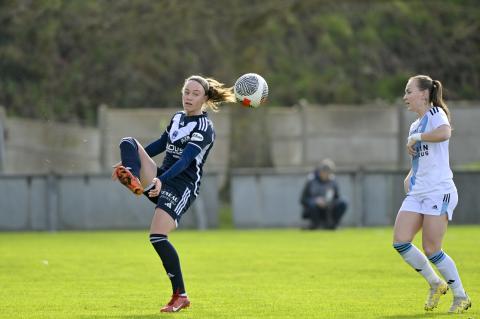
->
xmin=144 ymin=131 xmax=168 ymax=157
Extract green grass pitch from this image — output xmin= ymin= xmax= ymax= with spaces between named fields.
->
xmin=1 ymin=226 xmax=478 ymax=318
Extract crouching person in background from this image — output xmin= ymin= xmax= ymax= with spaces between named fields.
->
xmin=300 ymin=159 xmax=347 ymax=230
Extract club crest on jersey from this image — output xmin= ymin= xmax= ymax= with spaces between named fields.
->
xmin=191 ymin=132 xmax=204 ymax=142
xmin=169 ymin=115 xmax=197 ymax=142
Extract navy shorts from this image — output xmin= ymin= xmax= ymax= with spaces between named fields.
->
xmin=143 ymin=168 xmax=195 ymax=226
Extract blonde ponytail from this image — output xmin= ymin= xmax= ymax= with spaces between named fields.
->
xmin=184 ymin=75 xmax=236 ymax=112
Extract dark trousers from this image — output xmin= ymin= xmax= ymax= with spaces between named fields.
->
xmin=302 ymin=200 xmax=347 ymax=229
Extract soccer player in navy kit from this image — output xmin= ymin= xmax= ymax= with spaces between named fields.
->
xmin=392 ymin=75 xmax=471 ymax=313
xmin=112 ymin=75 xmax=236 ymax=312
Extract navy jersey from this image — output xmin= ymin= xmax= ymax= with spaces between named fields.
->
xmin=145 ymin=111 xmax=215 ymax=196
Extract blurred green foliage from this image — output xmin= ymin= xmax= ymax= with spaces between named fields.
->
xmin=0 ymin=0 xmax=479 ymax=124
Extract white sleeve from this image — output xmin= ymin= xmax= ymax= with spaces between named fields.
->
xmin=431 ymin=108 xmax=450 ymax=129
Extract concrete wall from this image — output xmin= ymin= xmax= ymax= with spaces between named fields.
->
xmin=2 ymin=104 xmax=477 ymax=230
xmin=447 ymin=105 xmax=480 ymax=167
xmin=268 ymin=106 xmax=402 ymax=168
xmin=231 ymin=169 xmax=480 ymax=228
xmin=0 ymin=173 xmax=219 ymax=231
xmin=2 ymin=103 xmax=479 ymax=176
xmin=100 ymin=103 xmax=480 ymax=173
xmin=268 ymin=103 xmax=480 ymax=169
xmin=3 ymin=117 xmax=100 ymax=174
xmin=102 ymin=105 xmax=404 ymax=173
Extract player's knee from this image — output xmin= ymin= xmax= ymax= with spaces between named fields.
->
xmin=392 ymin=230 xmax=414 ymax=245
xmin=119 ymin=136 xmax=138 ymax=150
xmin=426 ymin=250 xmax=445 ymax=265
xmin=149 ymin=233 xmax=168 ymax=245
xmin=393 ymin=242 xmax=412 ymax=255
xmin=422 ymin=245 xmax=440 ymax=257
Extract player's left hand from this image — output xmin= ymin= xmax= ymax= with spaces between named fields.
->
xmin=406 ymin=137 xmax=417 ymax=156
xmin=148 ymin=177 xmax=161 ymax=197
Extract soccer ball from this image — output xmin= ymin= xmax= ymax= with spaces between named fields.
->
xmin=234 ymin=73 xmax=268 ymax=108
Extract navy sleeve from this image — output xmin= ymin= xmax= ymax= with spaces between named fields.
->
xmin=144 ymin=131 xmax=168 ymax=157
xmin=158 ymin=143 xmax=201 ymax=183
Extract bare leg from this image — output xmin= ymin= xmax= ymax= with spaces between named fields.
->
xmin=150 ymin=208 xmax=176 ymax=234
xmin=422 ymin=215 xmax=448 ymax=256
xmin=133 ymin=139 xmax=159 ymax=188
xmin=393 ymin=210 xmax=423 ymax=243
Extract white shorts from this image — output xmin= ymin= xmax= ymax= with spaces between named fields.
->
xmin=399 ymin=191 xmax=458 ymax=221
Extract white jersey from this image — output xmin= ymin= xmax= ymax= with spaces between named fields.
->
xmin=408 ymin=106 xmax=456 ymax=196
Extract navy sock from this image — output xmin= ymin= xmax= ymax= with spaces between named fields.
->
xmin=119 ymin=137 xmax=141 ymax=178
xmin=150 ymin=234 xmax=185 ymax=294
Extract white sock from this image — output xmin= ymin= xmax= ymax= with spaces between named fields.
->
xmin=428 ymin=250 xmax=466 ymax=297
xmin=394 ymin=242 xmax=441 ymax=286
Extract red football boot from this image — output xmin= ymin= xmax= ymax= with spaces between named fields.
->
xmin=113 ymin=165 xmax=143 ymax=195
xmin=160 ymin=294 xmax=190 ymax=313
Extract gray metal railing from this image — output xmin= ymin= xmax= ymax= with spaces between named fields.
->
xmin=231 ymin=169 xmax=480 ymax=228
xmin=0 ymin=173 xmax=219 ymax=231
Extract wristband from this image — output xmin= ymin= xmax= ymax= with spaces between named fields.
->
xmin=409 ymin=133 xmax=422 ymax=142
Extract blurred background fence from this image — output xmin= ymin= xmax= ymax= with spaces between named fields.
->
xmin=0 ymin=173 xmax=218 ymax=231
xmin=1 ymin=103 xmax=479 ymax=230
xmin=231 ymin=169 xmax=480 ymax=228
xmin=1 ymin=169 xmax=478 ymax=231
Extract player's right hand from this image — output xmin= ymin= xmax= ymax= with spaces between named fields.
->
xmin=148 ymin=177 xmax=161 ymax=197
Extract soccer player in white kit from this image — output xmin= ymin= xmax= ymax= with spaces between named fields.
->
xmin=392 ymin=75 xmax=471 ymax=313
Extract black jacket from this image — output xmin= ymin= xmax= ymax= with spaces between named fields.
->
xmin=300 ymin=171 xmax=340 ymax=209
